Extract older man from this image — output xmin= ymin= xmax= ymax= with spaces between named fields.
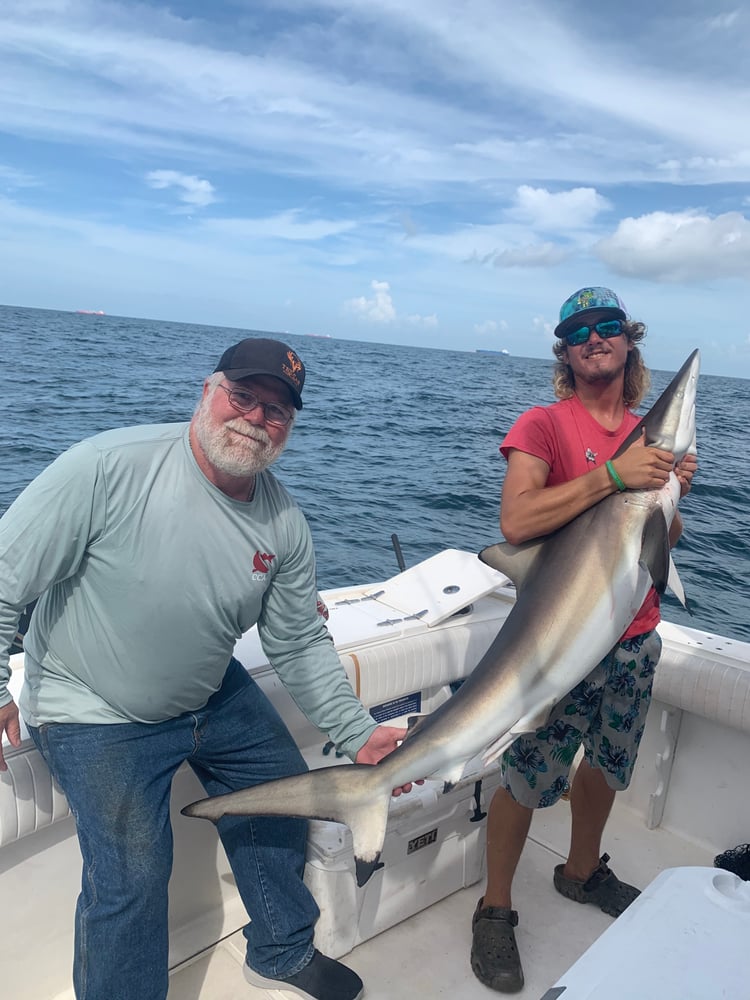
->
xmin=0 ymin=338 xmax=403 ymax=1000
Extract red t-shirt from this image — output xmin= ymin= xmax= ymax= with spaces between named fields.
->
xmin=500 ymin=395 xmax=659 ymax=639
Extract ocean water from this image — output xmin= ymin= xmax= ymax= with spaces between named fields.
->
xmin=1 ymin=304 xmax=747 ymax=642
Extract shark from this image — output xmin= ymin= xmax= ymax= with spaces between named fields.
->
xmin=183 ymin=349 xmax=700 ymax=886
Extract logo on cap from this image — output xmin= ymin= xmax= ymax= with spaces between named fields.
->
xmin=283 ymin=351 xmax=303 ymax=388
xmin=560 ymin=287 xmax=626 ymax=322
xmin=555 ymin=286 xmax=627 ymax=338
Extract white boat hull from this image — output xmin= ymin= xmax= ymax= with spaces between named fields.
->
xmin=2 ymin=549 xmax=750 ymax=998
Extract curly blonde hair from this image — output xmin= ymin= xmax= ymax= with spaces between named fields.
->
xmin=551 ymin=321 xmax=651 ymax=409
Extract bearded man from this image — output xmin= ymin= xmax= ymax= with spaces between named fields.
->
xmin=0 ymin=338 xmax=405 ymax=1000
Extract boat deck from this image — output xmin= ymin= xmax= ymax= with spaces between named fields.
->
xmin=166 ymin=797 xmax=713 ymax=999
xmin=5 ymin=552 xmax=747 ymax=1000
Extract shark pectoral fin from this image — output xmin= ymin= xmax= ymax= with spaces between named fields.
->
xmin=349 ymin=795 xmax=392 ymax=886
xmin=667 ymin=554 xmax=689 ymax=609
xmin=478 ymin=539 xmax=546 ymax=591
xmin=480 ymin=733 xmax=516 ymax=767
xmin=514 ymin=703 xmax=555 ymax=733
xmin=480 ymin=702 xmax=556 ymax=766
xmin=640 ymin=508 xmax=671 ymax=594
xmin=182 ymin=799 xmax=218 ymax=822
xmin=438 ymin=759 xmax=474 ymax=792
xmin=356 ymin=856 xmax=383 ymax=886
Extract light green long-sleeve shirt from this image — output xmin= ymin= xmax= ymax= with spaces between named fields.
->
xmin=0 ymin=423 xmax=377 ymax=757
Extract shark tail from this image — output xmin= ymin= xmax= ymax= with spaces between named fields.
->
xmin=182 ymin=763 xmax=392 ymax=886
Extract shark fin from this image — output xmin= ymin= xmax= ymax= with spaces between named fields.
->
xmin=639 ymin=508 xmax=671 ymax=594
xmin=431 ymin=758 xmax=475 ymax=790
xmin=182 ymin=764 xmax=393 ymax=887
xmin=356 ymin=855 xmax=384 ymax=886
xmin=667 ymin=555 xmax=688 ymax=609
xmin=480 ymin=733 xmax=516 ymax=767
xmin=480 ymin=701 xmax=556 ymax=766
xmin=405 ymin=715 xmax=427 ymax=736
xmin=666 ymin=554 xmax=695 ymax=614
xmin=479 ymin=539 xmax=545 ymax=591
xmin=512 ymin=702 xmax=556 ymax=735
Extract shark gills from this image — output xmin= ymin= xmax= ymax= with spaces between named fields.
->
xmin=183 ymin=350 xmax=700 ymax=887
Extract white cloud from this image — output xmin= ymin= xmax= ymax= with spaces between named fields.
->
xmin=406 ymin=313 xmax=438 ymax=327
xmin=532 ymin=315 xmax=555 ymax=339
xmin=2 ymin=0 xmax=750 ymax=201
xmin=344 ymin=280 xmax=437 ymax=326
xmin=597 ymin=210 xmax=750 ymax=281
xmin=0 ymin=164 xmax=37 ymax=188
xmin=707 ymin=10 xmax=742 ymax=30
xmin=408 ymin=222 xmax=574 ymax=270
xmin=308 ymin=0 xmax=750 ymax=169
xmin=345 ymin=280 xmax=397 ymax=322
xmin=200 ymin=210 xmax=356 ymax=242
xmin=474 ymin=319 xmax=509 ymax=335
xmin=1 ymin=2 xmax=750 ymax=376
xmin=508 ymin=186 xmax=611 ymax=231
xmin=488 ymin=243 xmax=571 ymax=269
xmin=146 ymin=170 xmax=216 ymax=208
xmin=657 ymin=150 xmax=750 ymax=183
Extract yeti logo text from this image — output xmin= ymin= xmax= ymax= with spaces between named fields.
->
xmin=252 ymin=551 xmax=276 ymax=580
xmin=407 ymin=828 xmax=438 ymax=855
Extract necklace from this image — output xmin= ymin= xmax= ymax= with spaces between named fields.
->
xmin=569 ymin=397 xmax=599 ymax=468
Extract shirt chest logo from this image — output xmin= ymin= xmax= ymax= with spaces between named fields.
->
xmin=252 ymin=551 xmax=276 ymax=580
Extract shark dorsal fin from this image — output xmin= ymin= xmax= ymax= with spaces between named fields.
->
xmin=479 ymin=539 xmax=545 ymax=592
xmin=405 ymin=715 xmax=427 ymax=739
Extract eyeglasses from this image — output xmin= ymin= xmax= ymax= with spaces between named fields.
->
xmin=565 ymin=319 xmax=624 ymax=347
xmin=217 ymin=384 xmax=294 ymax=426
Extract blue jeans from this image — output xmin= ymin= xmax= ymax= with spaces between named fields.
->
xmin=30 ymin=658 xmax=319 ymax=1000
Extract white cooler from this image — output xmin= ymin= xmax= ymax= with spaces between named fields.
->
xmin=230 ymin=549 xmax=513 ymax=958
xmin=547 ymin=865 xmax=750 ymax=999
xmin=305 ymin=769 xmax=502 ymax=958
xmin=245 ymin=648 xmax=505 ymax=959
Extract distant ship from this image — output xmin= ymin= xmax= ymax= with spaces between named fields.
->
xmin=476 ymin=348 xmax=509 ymax=356
xmin=75 ymin=309 xmax=106 ymax=316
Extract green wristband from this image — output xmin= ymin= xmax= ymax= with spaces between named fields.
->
xmin=605 ymin=460 xmax=627 ymax=492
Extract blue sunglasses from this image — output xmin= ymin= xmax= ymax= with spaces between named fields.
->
xmin=565 ymin=319 xmax=623 ymax=346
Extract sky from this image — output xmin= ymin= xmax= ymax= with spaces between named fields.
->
xmin=1 ymin=0 xmax=749 ymax=377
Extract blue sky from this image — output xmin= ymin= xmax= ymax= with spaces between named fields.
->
xmin=1 ymin=0 xmax=749 ymax=377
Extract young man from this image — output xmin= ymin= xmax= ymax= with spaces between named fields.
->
xmin=0 ymin=337 xmax=408 ymax=1000
xmin=470 ymin=288 xmax=697 ymax=993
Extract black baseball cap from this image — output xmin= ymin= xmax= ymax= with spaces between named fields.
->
xmin=214 ymin=338 xmax=305 ymax=409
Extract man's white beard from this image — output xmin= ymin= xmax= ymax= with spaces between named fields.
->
xmin=193 ymin=399 xmax=288 ymax=477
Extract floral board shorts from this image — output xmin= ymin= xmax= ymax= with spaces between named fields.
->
xmin=500 ymin=630 xmax=662 ymax=809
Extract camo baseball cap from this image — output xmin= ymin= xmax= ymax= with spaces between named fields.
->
xmin=554 ymin=286 xmax=629 ymax=338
